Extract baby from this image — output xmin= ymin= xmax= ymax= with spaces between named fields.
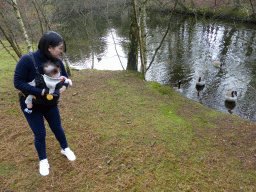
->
xmin=24 ymin=61 xmax=72 ymax=114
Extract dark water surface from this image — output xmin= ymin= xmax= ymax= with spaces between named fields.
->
xmin=58 ymin=11 xmax=256 ymax=123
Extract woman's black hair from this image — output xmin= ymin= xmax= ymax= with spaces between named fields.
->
xmin=38 ymin=31 xmax=66 ymax=61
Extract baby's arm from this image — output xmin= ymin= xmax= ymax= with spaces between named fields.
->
xmin=59 ymin=77 xmax=72 ymax=94
xmin=25 ymin=80 xmax=36 ymax=107
xmin=25 ymin=95 xmax=34 ymax=106
xmin=61 ymin=76 xmax=72 ymax=86
xmin=28 ymin=79 xmax=36 ymax=86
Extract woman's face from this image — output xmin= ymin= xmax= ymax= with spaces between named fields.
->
xmin=48 ymin=42 xmax=63 ymax=58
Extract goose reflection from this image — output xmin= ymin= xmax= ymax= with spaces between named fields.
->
xmin=225 ymin=100 xmax=236 ymax=114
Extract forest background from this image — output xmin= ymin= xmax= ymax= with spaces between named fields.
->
xmin=0 ymin=0 xmax=256 ymax=64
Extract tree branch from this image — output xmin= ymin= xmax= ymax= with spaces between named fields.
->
xmin=0 ymin=25 xmax=22 ymax=58
xmin=110 ymin=29 xmax=125 ymax=70
xmin=248 ymin=0 xmax=255 ymax=15
xmin=10 ymin=0 xmax=33 ymax=53
xmin=0 ymin=40 xmax=18 ymax=62
xmin=32 ymin=0 xmax=44 ymax=34
xmin=146 ymin=1 xmax=178 ymax=72
xmin=132 ymin=0 xmax=145 ymax=76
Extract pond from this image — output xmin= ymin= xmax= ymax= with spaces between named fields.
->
xmin=58 ymin=10 xmax=256 ymax=124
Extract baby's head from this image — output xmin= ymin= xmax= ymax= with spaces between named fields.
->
xmin=42 ymin=61 xmax=60 ymax=78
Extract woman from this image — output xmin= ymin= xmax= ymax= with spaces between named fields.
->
xmin=14 ymin=31 xmax=76 ymax=176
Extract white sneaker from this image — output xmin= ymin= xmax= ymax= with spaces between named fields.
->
xmin=61 ymin=147 xmax=76 ymax=161
xmin=39 ymin=159 xmax=50 ymax=176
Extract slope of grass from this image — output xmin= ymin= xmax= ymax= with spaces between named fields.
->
xmin=0 ymin=46 xmax=256 ymax=191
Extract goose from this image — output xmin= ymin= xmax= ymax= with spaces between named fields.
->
xmin=196 ymin=76 xmax=205 ymax=86
xmin=195 ymin=77 xmax=205 ymax=96
xmin=225 ymin=90 xmax=237 ymax=102
xmin=213 ymin=61 xmax=223 ymax=68
xmin=173 ymin=80 xmax=183 ymax=93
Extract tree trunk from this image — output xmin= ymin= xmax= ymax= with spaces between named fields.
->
xmin=127 ymin=0 xmax=138 ymax=71
xmin=62 ymin=53 xmax=72 ymax=76
xmin=140 ymin=0 xmax=147 ymax=74
xmin=92 ymin=51 xmax=94 ymax=69
xmin=10 ymin=0 xmax=33 ymax=53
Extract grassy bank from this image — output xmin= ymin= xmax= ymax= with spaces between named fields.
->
xmin=149 ymin=0 xmax=256 ymax=23
xmin=1 ymin=47 xmax=256 ymax=191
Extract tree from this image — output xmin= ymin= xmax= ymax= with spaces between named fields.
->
xmin=139 ymin=0 xmax=148 ymax=75
xmin=0 ymin=0 xmax=72 ymax=75
xmin=128 ymin=0 xmax=178 ymax=78
xmin=10 ymin=0 xmax=33 ymax=53
xmin=0 ymin=0 xmax=22 ymax=58
xmin=127 ymin=0 xmax=139 ymax=71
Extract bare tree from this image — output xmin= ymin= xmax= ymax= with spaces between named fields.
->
xmin=40 ymin=0 xmax=51 ymax=30
xmin=127 ymin=0 xmax=139 ymax=71
xmin=140 ymin=0 xmax=148 ymax=75
xmin=0 ymin=10 xmax=22 ymax=58
xmin=32 ymin=0 xmax=44 ymax=35
xmin=9 ymin=0 xmax=33 ymax=53
xmin=146 ymin=0 xmax=178 ymax=74
xmin=129 ymin=0 xmax=178 ymax=78
xmin=0 ymin=0 xmax=72 ymax=75
xmin=0 ymin=39 xmax=18 ymax=61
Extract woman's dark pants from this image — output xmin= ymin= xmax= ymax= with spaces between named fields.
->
xmin=20 ymin=100 xmax=68 ymax=160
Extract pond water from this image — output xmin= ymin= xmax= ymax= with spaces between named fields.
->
xmin=58 ymin=10 xmax=256 ymax=123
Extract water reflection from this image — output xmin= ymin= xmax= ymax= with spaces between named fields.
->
xmin=58 ymin=12 xmax=256 ymax=123
xmin=70 ymin=29 xmax=127 ymax=70
xmin=225 ymin=100 xmax=237 ymax=114
xmin=145 ymin=15 xmax=256 ymax=123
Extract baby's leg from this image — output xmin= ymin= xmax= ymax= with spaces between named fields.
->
xmin=27 ymin=103 xmax=33 ymax=109
xmin=24 ymin=95 xmax=34 ymax=114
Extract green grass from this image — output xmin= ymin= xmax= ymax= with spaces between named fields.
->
xmin=0 ymin=164 xmax=16 ymax=177
xmin=0 ymin=41 xmax=28 ymax=96
xmin=1 ymin=41 xmax=256 ymax=191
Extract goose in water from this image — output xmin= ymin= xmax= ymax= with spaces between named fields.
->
xmin=173 ymin=80 xmax=183 ymax=93
xmin=195 ymin=76 xmax=205 ymax=96
xmin=225 ymin=90 xmax=237 ymax=102
xmin=196 ymin=76 xmax=205 ymax=86
xmin=213 ymin=61 xmax=223 ymax=68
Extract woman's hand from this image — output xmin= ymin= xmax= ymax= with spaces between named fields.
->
xmin=59 ymin=86 xmax=67 ymax=94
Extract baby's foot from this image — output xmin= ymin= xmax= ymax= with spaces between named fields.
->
xmin=24 ymin=108 xmax=33 ymax=114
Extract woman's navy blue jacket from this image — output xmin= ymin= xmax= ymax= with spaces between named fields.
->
xmin=14 ymin=50 xmax=69 ymax=97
